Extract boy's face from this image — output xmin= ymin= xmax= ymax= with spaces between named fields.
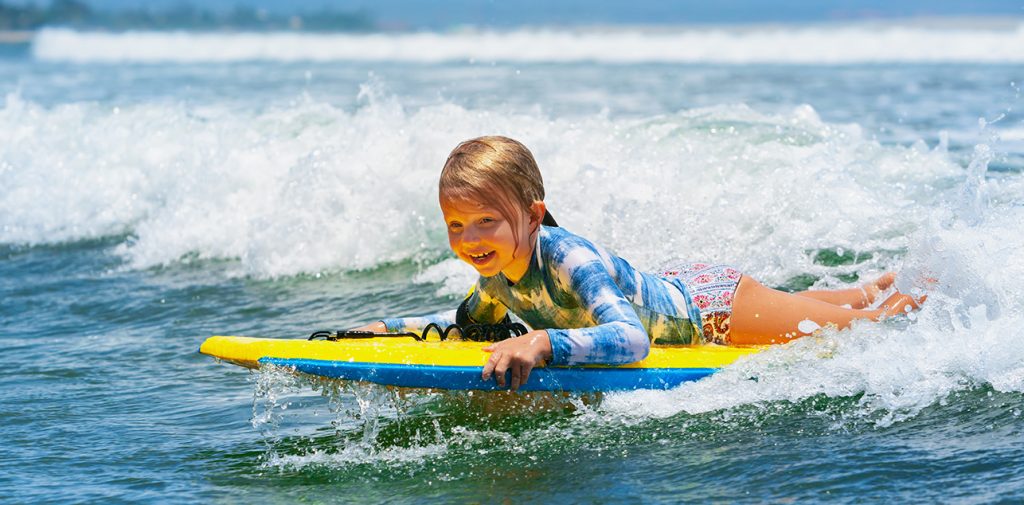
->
xmin=440 ymin=195 xmax=534 ymax=281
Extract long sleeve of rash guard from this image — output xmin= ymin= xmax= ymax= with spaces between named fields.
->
xmin=543 ymin=244 xmax=651 ymax=366
xmin=379 ymin=281 xmax=507 ymax=334
xmin=380 ymin=309 xmax=457 ymax=334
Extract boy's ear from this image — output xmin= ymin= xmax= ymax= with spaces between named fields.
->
xmin=529 ymin=201 xmax=546 ymax=223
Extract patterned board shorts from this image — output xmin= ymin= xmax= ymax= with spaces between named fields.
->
xmin=660 ymin=263 xmax=743 ymax=345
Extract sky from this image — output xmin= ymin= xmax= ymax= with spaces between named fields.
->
xmin=9 ymin=0 xmax=1024 ymax=28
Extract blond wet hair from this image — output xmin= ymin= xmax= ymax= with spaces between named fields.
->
xmin=439 ymin=136 xmax=551 ymax=242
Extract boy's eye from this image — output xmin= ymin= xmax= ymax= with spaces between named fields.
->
xmin=448 ymin=222 xmax=463 ymax=230
xmin=479 ymin=217 xmax=494 ymax=224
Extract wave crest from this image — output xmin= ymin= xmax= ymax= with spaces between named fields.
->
xmin=0 ymin=88 xmax=964 ymax=279
xmin=32 ymin=24 xmax=1024 ymax=64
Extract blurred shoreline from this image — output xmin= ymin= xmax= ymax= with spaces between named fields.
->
xmin=3 ymin=14 xmax=1022 ymax=37
xmin=0 ymin=0 xmax=375 ymax=35
xmin=4 ymin=15 xmax=1022 ymax=51
xmin=0 ymin=30 xmax=31 ymax=43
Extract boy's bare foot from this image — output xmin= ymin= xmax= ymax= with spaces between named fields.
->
xmin=877 ymin=292 xmax=926 ymax=319
xmin=862 ymin=272 xmax=897 ymax=305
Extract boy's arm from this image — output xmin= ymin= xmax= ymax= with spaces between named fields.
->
xmin=546 ymin=246 xmax=650 ymax=366
xmin=379 ymin=309 xmax=458 ymax=334
xmin=373 ymin=281 xmax=507 ymax=334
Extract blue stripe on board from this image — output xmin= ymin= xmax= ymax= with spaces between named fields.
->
xmin=259 ymin=358 xmax=717 ymax=392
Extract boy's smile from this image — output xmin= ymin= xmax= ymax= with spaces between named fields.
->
xmin=440 ymin=196 xmax=541 ymax=282
xmin=468 ymin=251 xmax=495 ymax=265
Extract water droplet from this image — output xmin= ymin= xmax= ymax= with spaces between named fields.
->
xmin=798 ymin=319 xmax=821 ymax=334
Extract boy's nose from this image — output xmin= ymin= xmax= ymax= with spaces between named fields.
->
xmin=461 ymin=227 xmax=481 ymax=244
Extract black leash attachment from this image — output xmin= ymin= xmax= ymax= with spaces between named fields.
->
xmin=308 ymin=330 xmax=423 ymax=341
xmin=421 ymin=321 xmax=529 ymax=342
xmin=311 ymin=293 xmax=529 ymax=343
xmin=308 ymin=321 xmax=529 ymax=343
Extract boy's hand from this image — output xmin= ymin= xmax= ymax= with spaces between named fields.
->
xmin=482 ymin=331 xmax=552 ymax=391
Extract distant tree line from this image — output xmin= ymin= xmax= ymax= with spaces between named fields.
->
xmin=0 ymin=0 xmax=376 ymax=31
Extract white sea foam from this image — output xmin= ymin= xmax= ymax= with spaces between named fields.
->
xmin=0 ymin=87 xmax=966 ymax=282
xmin=0 ymin=87 xmax=965 ymax=280
xmin=263 ymin=441 xmax=449 ymax=470
xmin=30 ymin=23 xmax=1024 ymax=64
xmin=414 ymin=258 xmax=477 ymax=298
xmin=996 ymin=125 xmax=1024 ymax=141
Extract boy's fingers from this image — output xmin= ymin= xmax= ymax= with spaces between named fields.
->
xmin=508 ymin=359 xmax=539 ymax=392
xmin=493 ymin=354 xmax=511 ymax=387
xmin=507 ymin=356 xmax=524 ymax=387
xmin=482 ymin=351 xmax=500 ymax=380
xmin=517 ymin=363 xmax=534 ymax=391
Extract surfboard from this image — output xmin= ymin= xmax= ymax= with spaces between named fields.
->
xmin=200 ymin=335 xmax=763 ymax=392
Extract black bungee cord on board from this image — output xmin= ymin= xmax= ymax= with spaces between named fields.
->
xmin=308 ymin=321 xmax=528 ymax=342
xmin=309 ymin=297 xmax=529 ymax=342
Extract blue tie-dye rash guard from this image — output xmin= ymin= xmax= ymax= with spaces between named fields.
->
xmin=381 ymin=226 xmax=704 ymax=366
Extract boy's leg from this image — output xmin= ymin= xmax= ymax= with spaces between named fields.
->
xmin=793 ymin=272 xmax=896 ymax=309
xmin=730 ymin=276 xmax=915 ymax=345
xmin=794 ymin=288 xmax=872 ymax=308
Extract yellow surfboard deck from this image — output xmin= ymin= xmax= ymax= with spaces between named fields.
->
xmin=200 ymin=335 xmax=763 ymax=392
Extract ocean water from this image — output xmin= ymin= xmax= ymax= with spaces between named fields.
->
xmin=2 ymin=23 xmax=1024 ymax=503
